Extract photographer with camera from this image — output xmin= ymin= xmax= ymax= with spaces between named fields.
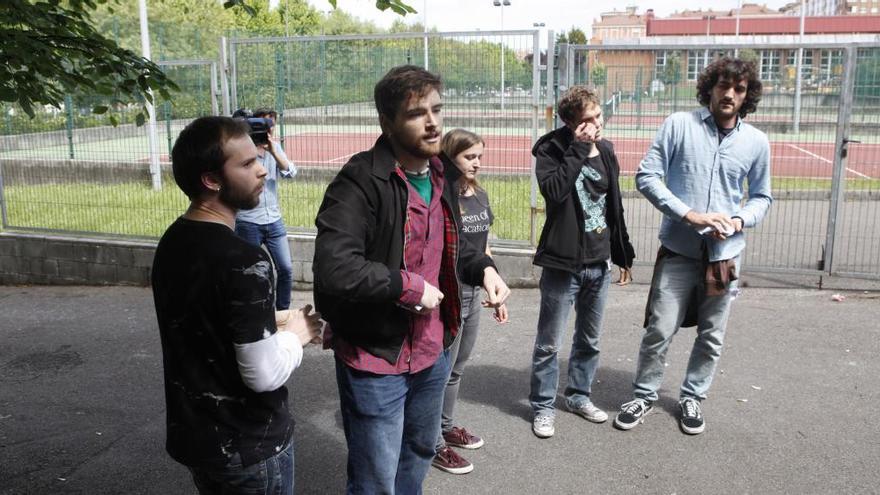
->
xmin=232 ymin=108 xmax=298 ymax=311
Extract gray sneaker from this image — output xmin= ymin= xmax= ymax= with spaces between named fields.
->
xmin=566 ymin=401 xmax=609 ymax=423
xmin=532 ymin=413 xmax=555 ymax=438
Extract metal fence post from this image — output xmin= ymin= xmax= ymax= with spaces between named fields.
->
xmin=4 ymin=106 xmax=12 ymax=135
xmin=636 ymin=66 xmax=643 ymax=130
xmin=230 ymin=37 xmax=240 ymax=115
xmin=275 ymin=47 xmax=286 ymax=144
xmin=210 ymin=62 xmax=220 ymax=115
xmin=557 ymin=43 xmax=571 ymax=94
xmin=823 ymin=45 xmax=857 ymax=275
xmin=530 ymin=29 xmax=541 ymax=246
xmin=219 ymin=37 xmax=231 ymax=116
xmin=65 ymin=95 xmax=75 ymax=160
xmin=164 ymin=100 xmax=173 ymax=158
xmin=545 ymin=30 xmax=556 ymax=131
xmin=0 ymin=160 xmax=7 ymax=229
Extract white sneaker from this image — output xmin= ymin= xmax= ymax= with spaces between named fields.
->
xmin=532 ymin=414 xmax=555 ymax=438
xmin=567 ymin=401 xmax=609 ymax=423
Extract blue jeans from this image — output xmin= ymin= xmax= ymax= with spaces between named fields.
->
xmin=530 ymin=263 xmax=611 ymax=415
xmin=188 ymin=441 xmax=294 ymax=495
xmin=436 ymin=284 xmax=482 ymax=450
xmin=335 ymin=351 xmax=451 ymax=495
xmin=234 ymin=219 xmax=293 ymax=310
xmin=633 ymin=253 xmax=739 ymax=402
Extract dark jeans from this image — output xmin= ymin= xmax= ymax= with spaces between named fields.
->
xmin=436 ymin=284 xmax=482 ymax=450
xmin=188 ymin=441 xmax=294 ymax=495
xmin=234 ymin=219 xmax=293 ymax=310
xmin=335 ymin=351 xmax=451 ymax=494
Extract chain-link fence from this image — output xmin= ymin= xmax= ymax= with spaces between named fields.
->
xmin=228 ymin=30 xmax=543 ymax=240
xmin=558 ymin=42 xmax=880 ymax=279
xmin=1 ymin=35 xmax=879 ymax=279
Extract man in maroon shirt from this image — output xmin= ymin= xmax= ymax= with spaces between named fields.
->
xmin=313 ymin=65 xmax=510 ymax=494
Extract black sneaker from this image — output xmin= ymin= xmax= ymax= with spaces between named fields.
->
xmin=613 ymin=398 xmax=653 ymax=430
xmin=679 ymin=397 xmax=705 ymax=435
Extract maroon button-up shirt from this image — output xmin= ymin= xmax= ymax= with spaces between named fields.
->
xmin=330 ymin=159 xmax=447 ymax=374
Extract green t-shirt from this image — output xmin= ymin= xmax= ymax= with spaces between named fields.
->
xmin=405 ymin=171 xmax=432 ymax=205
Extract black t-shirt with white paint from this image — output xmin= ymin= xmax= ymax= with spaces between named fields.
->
xmin=152 ymin=218 xmax=291 ymax=468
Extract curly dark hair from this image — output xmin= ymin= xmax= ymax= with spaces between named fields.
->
xmin=696 ymin=57 xmax=763 ymax=118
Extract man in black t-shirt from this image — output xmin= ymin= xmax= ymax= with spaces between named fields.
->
xmin=152 ymin=116 xmax=321 ymax=494
xmin=529 ymin=86 xmax=635 ymax=439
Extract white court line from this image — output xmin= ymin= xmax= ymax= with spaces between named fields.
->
xmin=787 ymin=143 xmax=871 ymax=179
xmin=786 ymin=143 xmax=832 ymax=163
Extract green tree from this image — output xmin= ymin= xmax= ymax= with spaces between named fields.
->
xmin=738 ymin=48 xmax=759 ymax=65
xmin=1 ymin=0 xmax=177 ymax=124
xmin=2 ymin=0 xmax=413 ymax=125
xmin=590 ymin=62 xmax=607 ymax=86
xmin=230 ymin=0 xmax=321 ymax=36
xmin=321 ymin=8 xmax=382 ymax=34
xmin=566 ymin=28 xmax=587 ymax=45
xmin=662 ymin=52 xmax=683 ymax=85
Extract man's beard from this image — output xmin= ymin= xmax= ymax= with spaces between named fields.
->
xmin=712 ymin=100 xmax=738 ymax=118
xmin=219 ymin=176 xmax=260 ymax=211
xmin=394 ymin=132 xmax=441 ymax=160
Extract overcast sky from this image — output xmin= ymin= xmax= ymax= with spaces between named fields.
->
xmin=304 ymin=0 xmax=793 ymax=36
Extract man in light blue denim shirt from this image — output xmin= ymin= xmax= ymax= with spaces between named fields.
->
xmin=235 ymin=108 xmax=298 ymax=310
xmin=614 ymin=57 xmax=772 ymax=435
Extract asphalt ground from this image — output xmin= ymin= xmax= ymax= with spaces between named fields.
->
xmin=1 ymin=282 xmax=879 ymax=494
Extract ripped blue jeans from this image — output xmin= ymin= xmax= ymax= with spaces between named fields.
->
xmin=529 ymin=263 xmax=610 ymax=416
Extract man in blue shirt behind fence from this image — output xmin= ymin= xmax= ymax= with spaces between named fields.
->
xmin=234 ymin=107 xmax=298 ymax=310
xmin=614 ymin=56 xmax=773 ymax=435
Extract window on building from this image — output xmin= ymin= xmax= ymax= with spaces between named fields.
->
xmin=760 ymin=50 xmax=780 ymax=81
xmin=654 ymin=50 xmax=667 ymax=80
xmin=786 ymin=49 xmax=814 ymax=80
xmin=820 ymin=49 xmax=843 ymax=82
xmin=687 ymin=51 xmax=711 ymax=80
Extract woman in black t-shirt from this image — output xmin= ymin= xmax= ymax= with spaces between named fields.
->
xmin=432 ymin=129 xmax=509 ymax=475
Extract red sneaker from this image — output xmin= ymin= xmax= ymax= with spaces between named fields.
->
xmin=442 ymin=426 xmax=484 ymax=449
xmin=432 ymin=446 xmax=473 ymax=475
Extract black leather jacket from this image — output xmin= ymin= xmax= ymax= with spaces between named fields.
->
xmin=313 ymin=135 xmax=495 ymax=363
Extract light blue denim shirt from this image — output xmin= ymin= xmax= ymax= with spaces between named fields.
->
xmin=236 ymin=141 xmax=297 ymax=225
xmin=636 ymin=107 xmax=772 ymax=262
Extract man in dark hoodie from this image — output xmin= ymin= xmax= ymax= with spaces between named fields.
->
xmin=529 ymin=85 xmax=635 ymax=439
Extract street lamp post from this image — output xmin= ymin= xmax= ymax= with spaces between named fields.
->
xmin=735 ymin=0 xmax=742 ymax=56
xmin=423 ymin=0 xmax=429 ymax=70
xmin=703 ymin=15 xmax=715 ymax=69
xmin=493 ymin=0 xmax=511 ymax=111
xmin=533 ymin=21 xmax=545 ymax=59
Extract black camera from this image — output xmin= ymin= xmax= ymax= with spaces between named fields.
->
xmin=245 ymin=117 xmax=272 ymax=145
